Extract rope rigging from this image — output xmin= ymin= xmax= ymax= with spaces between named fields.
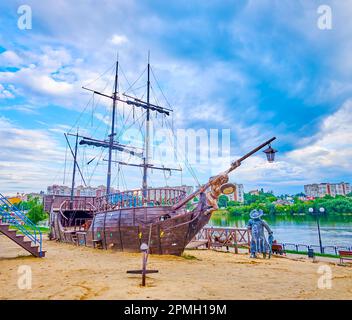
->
xmin=56 ymin=57 xmax=200 ymax=192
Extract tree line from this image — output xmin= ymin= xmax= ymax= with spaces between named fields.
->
xmin=217 ymin=192 xmax=352 ymax=216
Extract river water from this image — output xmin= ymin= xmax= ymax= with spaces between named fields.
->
xmin=209 ymin=214 xmax=352 ymax=249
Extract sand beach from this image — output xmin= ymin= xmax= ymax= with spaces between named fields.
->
xmin=0 ymin=235 xmax=351 ymax=300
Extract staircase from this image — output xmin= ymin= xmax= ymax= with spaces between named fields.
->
xmin=0 ymin=193 xmax=45 ymax=258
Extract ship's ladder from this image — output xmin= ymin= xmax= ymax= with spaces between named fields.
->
xmin=0 ymin=193 xmax=45 ymax=257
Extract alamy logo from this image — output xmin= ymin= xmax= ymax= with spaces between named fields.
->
xmin=17 ymin=5 xmax=32 ymax=30
xmin=120 ymin=122 xmax=231 ymax=169
xmin=317 ymin=265 xmax=332 ymax=289
xmin=317 ymin=5 xmax=332 ymax=30
xmin=17 ymin=265 xmax=32 ymax=290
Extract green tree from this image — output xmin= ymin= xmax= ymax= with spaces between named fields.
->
xmin=25 ymin=196 xmax=47 ymax=224
xmin=218 ymin=195 xmax=229 ymax=208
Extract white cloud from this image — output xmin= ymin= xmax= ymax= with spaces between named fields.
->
xmin=0 ymin=47 xmax=82 ymax=105
xmin=0 ymin=50 xmax=23 ymax=66
xmin=110 ymin=34 xmax=129 ymax=45
xmin=287 ymin=99 xmax=352 ymax=172
xmin=0 ymin=0 xmax=351 ymax=194
xmin=200 ymin=99 xmax=352 ymax=190
xmin=0 ymin=84 xmax=15 ymax=99
xmin=0 ymin=117 xmax=65 ymax=194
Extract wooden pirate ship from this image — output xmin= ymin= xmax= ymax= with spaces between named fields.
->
xmin=44 ymin=56 xmax=277 ymax=256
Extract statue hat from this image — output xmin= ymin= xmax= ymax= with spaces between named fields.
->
xmin=249 ymin=209 xmax=264 ymax=219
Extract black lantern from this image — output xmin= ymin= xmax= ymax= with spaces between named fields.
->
xmin=263 ymin=144 xmax=277 ymax=163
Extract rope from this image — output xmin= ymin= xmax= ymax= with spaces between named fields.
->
xmin=82 ymin=62 xmax=115 ymax=88
xmin=122 ymin=65 xmax=147 ymax=95
xmin=63 ymin=143 xmax=68 ymax=185
xmin=150 ymin=66 xmax=173 ymax=109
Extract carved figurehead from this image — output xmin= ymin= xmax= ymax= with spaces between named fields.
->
xmin=205 ymin=173 xmax=229 ymax=213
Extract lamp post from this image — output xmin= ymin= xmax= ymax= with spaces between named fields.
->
xmin=263 ymin=144 xmax=277 ymax=163
xmin=308 ymin=207 xmax=325 ymax=254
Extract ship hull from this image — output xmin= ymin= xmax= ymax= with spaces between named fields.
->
xmin=48 ymin=193 xmax=210 ymax=256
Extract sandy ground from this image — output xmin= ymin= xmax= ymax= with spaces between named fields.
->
xmin=0 ymin=235 xmax=351 ymax=300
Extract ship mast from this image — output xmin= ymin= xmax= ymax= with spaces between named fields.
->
xmin=142 ymin=53 xmax=151 ymax=196
xmin=70 ymin=131 xmax=79 ymax=208
xmin=106 ymin=57 xmax=119 ymax=195
xmin=81 ymin=54 xmax=182 ymax=195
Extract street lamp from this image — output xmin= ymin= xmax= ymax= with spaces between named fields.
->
xmin=308 ymin=207 xmax=325 ymax=254
xmin=263 ymin=144 xmax=277 ymax=163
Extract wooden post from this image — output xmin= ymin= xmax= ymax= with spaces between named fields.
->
xmin=234 ymin=230 xmax=238 ymax=254
xmin=127 ymin=242 xmax=158 ymax=287
xmin=142 ymin=250 xmax=147 ymax=286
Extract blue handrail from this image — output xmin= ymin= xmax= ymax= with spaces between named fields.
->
xmin=0 ymin=193 xmax=43 ymax=257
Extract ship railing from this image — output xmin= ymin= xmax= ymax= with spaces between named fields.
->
xmin=94 ymin=188 xmax=187 ymax=212
xmin=59 ymin=198 xmax=96 ymax=213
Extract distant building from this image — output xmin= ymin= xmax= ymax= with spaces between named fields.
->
xmin=46 ymin=184 xmax=192 ymax=198
xmin=273 ymin=199 xmax=293 ymax=206
xmin=25 ymin=192 xmax=45 ymax=203
xmin=177 ymin=185 xmax=194 ymax=195
xmin=159 ymin=185 xmax=193 ymax=193
xmin=304 ymin=182 xmax=351 ymax=198
xmin=155 ymin=185 xmax=194 ymax=200
xmin=47 ymin=185 xmax=71 ymax=196
xmin=227 ymin=183 xmax=244 ymax=203
xmin=46 ymin=185 xmax=115 ymax=197
xmin=6 ymin=195 xmax=23 ymax=205
xmin=3 ymin=192 xmax=44 ymax=205
xmin=248 ymin=189 xmax=260 ymax=196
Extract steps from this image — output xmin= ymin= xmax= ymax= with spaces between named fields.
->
xmin=0 ymin=223 xmax=45 ymax=257
xmin=0 ymin=193 xmax=45 ymax=258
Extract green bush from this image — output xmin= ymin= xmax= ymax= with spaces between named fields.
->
xmin=24 ymin=196 xmax=48 ymax=224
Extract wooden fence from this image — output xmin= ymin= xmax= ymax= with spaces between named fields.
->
xmin=193 ymin=226 xmax=251 ymax=253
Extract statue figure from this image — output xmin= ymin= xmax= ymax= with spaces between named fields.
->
xmin=247 ymin=209 xmax=273 ymax=258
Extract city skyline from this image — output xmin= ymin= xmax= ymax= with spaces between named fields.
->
xmin=1 ymin=1 xmax=352 ymax=195
xmin=6 ymin=180 xmax=351 ymax=198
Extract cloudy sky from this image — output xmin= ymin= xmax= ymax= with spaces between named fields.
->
xmin=0 ymin=0 xmax=352 ymax=195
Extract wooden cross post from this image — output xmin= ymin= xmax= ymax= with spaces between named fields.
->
xmin=127 ymin=243 xmax=159 ymax=286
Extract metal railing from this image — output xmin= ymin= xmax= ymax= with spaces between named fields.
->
xmin=194 ymin=227 xmax=351 ymax=256
xmin=0 ymin=193 xmax=43 ymax=257
xmin=94 ymin=188 xmax=187 ymax=212
xmin=280 ymin=242 xmax=352 ymax=255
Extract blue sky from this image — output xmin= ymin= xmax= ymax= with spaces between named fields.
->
xmin=0 ymin=0 xmax=352 ymax=195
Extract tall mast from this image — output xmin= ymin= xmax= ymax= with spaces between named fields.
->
xmin=81 ymin=53 xmax=179 ymax=196
xmin=70 ymin=130 xmax=79 ymax=209
xmin=106 ymin=56 xmax=119 ymax=195
xmin=142 ymin=52 xmax=150 ymax=195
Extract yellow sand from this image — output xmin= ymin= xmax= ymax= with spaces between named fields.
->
xmin=0 ymin=235 xmax=351 ymax=300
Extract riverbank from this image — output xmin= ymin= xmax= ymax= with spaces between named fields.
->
xmin=0 ymin=236 xmax=351 ymax=300
xmin=210 ymin=213 xmax=352 ymax=249
xmin=212 ymin=209 xmax=352 ymax=217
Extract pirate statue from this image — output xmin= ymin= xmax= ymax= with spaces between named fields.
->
xmin=247 ymin=209 xmax=273 ymax=258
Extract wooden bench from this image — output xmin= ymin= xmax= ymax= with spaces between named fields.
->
xmin=211 ymin=241 xmax=225 ymax=249
xmin=339 ymin=250 xmax=352 ymax=264
xmin=272 ymin=243 xmax=285 ymax=255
